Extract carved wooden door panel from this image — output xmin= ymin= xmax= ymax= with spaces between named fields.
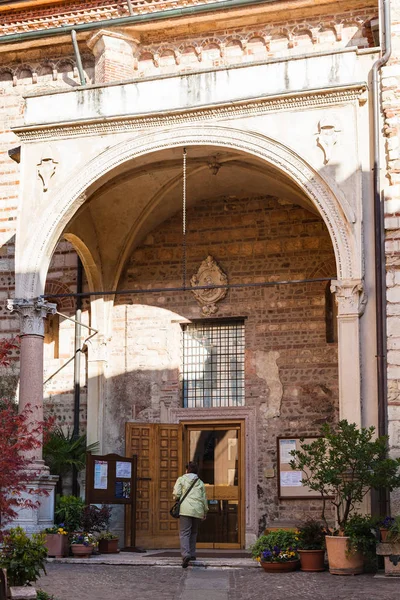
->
xmin=125 ymin=423 xmax=182 ymax=549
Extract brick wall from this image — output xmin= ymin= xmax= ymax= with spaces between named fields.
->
xmin=106 ymin=194 xmax=338 ymax=528
xmin=383 ymin=0 xmax=400 ymax=515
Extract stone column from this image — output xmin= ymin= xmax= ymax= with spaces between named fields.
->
xmin=86 ymin=335 xmax=108 ymax=449
xmin=7 ymin=298 xmax=58 ymax=532
xmin=331 ymin=280 xmax=367 ymax=427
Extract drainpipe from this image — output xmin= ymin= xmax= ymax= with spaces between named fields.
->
xmin=372 ymin=0 xmax=391 ymax=516
xmin=71 ymin=29 xmax=86 ymax=86
xmin=72 ymin=256 xmax=83 ymax=496
xmin=126 ymin=0 xmax=134 ymax=16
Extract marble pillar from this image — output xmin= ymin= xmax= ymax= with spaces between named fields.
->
xmin=331 ymin=280 xmax=367 ymax=427
xmin=7 ymin=298 xmax=59 ymax=533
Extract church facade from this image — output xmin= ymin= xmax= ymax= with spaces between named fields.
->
xmin=1 ymin=0 xmax=400 ymax=547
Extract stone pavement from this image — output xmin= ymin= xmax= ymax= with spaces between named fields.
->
xmin=37 ymin=563 xmax=400 ymax=600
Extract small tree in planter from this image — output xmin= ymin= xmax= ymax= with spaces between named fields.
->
xmin=0 ymin=527 xmax=47 ymax=591
xmin=289 ymin=420 xmax=400 ymax=574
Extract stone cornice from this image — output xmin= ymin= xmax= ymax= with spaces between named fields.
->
xmin=14 ymin=83 xmax=367 ymax=143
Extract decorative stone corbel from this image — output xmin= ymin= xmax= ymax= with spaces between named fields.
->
xmin=7 ymin=298 xmax=57 ymax=336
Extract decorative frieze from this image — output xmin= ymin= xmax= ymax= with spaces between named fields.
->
xmin=7 ymin=298 xmax=57 ymax=336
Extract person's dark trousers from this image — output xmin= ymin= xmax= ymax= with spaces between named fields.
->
xmin=179 ymin=515 xmax=200 ymax=559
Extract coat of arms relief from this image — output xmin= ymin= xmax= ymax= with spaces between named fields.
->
xmin=190 ymin=256 xmax=228 ymax=315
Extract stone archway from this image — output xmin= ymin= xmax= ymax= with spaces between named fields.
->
xmin=15 ymin=125 xmax=359 ymax=300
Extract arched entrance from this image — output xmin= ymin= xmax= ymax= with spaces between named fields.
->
xmin=11 ymin=125 xmax=365 ymax=546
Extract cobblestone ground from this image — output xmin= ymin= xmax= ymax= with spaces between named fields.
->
xmin=37 ymin=564 xmax=400 ymax=600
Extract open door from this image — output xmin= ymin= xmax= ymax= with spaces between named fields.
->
xmin=184 ymin=421 xmax=245 ymax=549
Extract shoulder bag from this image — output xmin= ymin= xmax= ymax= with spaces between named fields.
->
xmin=170 ymin=477 xmax=198 ymax=519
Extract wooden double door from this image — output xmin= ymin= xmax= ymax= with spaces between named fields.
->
xmin=125 ymin=421 xmax=244 ymax=549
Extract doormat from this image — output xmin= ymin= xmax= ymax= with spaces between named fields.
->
xmin=154 ymin=551 xmax=251 ymax=559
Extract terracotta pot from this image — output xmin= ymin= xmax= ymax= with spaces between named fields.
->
xmin=380 ymin=528 xmax=389 ymax=542
xmin=260 ymin=560 xmax=300 ymax=573
xmin=298 ymin=549 xmax=325 ymax=572
xmin=70 ymin=543 xmax=94 ymax=558
xmin=325 ymin=536 xmax=363 ymax=575
xmin=98 ymin=538 xmax=119 ymax=554
xmin=45 ymin=534 xmax=69 ymax=558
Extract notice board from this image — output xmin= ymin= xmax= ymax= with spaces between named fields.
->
xmin=86 ymin=453 xmax=137 ymax=505
xmin=277 ymin=437 xmax=324 ymax=500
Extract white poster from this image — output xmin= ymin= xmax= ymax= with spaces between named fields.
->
xmin=116 ymin=461 xmax=132 ymax=479
xmin=280 ymin=439 xmax=296 ymax=464
xmin=94 ymin=460 xmax=108 ymax=490
xmin=280 ymin=470 xmax=303 ymax=487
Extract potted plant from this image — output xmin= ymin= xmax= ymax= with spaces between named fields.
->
xmin=250 ymin=530 xmax=300 ymax=572
xmin=70 ymin=532 xmax=97 ymax=558
xmin=377 ymin=515 xmax=400 ymax=576
xmin=289 ymin=420 xmax=400 ymax=575
xmin=296 ymin=519 xmax=326 ymax=572
xmin=42 ymin=524 xmax=69 ymax=558
xmin=0 ymin=527 xmax=47 ymax=595
xmin=379 ymin=516 xmax=395 ymax=542
xmin=54 ymin=495 xmax=85 ymax=533
xmin=97 ymin=531 xmax=119 ymax=554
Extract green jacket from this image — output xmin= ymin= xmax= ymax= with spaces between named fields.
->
xmin=173 ymin=473 xmax=208 ymax=519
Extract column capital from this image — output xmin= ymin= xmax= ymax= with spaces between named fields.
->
xmin=7 ymin=298 xmax=57 ymax=336
xmin=330 ymin=279 xmax=367 ymax=317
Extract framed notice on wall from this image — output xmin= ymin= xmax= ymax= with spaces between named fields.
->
xmin=277 ymin=437 xmax=324 ymax=500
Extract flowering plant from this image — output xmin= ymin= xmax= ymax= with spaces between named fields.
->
xmin=70 ymin=532 xmax=97 ymax=547
xmin=97 ymin=531 xmax=118 ymax=541
xmin=251 ymin=530 xmax=299 ymax=563
xmin=380 ymin=516 xmax=395 ymax=529
xmin=43 ymin=524 xmax=68 ymax=535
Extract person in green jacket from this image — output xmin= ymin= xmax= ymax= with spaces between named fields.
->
xmin=173 ymin=461 xmax=208 ymax=568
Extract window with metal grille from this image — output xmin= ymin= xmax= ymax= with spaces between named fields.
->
xmin=182 ymin=320 xmax=245 ymax=408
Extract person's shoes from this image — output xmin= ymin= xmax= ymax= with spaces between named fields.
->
xmin=190 ymin=556 xmax=197 ymax=561
xmin=182 ymin=556 xmax=190 ymax=569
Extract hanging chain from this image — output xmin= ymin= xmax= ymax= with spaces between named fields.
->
xmin=182 ymin=147 xmax=187 ymax=289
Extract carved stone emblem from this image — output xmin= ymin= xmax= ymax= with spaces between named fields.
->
xmin=316 ymin=117 xmax=341 ymax=164
xmin=37 ymin=145 xmax=58 ymax=192
xmin=191 ymin=256 xmax=228 ymax=315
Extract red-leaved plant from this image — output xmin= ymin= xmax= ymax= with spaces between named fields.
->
xmin=0 ymin=337 xmax=52 ymax=537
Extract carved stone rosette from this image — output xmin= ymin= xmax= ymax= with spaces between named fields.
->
xmin=191 ymin=256 xmax=228 ymax=315
xmin=7 ymin=298 xmax=57 ymax=336
xmin=330 ymin=279 xmax=367 ymax=317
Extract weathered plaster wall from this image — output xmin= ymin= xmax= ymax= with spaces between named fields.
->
xmin=105 ymin=194 xmax=338 ymax=528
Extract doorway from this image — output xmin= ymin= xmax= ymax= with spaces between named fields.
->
xmin=184 ymin=422 xmax=244 ymax=549
xmin=125 ymin=420 xmax=244 ymax=549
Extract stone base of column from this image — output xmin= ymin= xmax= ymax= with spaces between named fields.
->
xmin=10 ymin=467 xmax=58 ymax=534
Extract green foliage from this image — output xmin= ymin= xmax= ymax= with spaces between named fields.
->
xmin=37 ymin=591 xmax=57 ymax=600
xmin=55 ymin=495 xmax=85 ymax=532
xmin=0 ymin=527 xmax=47 ymax=587
xmin=296 ymin=519 xmax=326 ymax=550
xmin=250 ymin=530 xmax=298 ymax=559
xmin=343 ymin=514 xmax=378 ymax=571
xmin=43 ymin=426 xmax=98 ymax=494
xmin=387 ymin=516 xmax=400 ymax=542
xmin=289 ymin=420 xmax=400 ymax=532
xmin=97 ymin=530 xmax=118 ymax=541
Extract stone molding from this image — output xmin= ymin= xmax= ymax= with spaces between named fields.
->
xmin=330 ymin=279 xmax=367 ymax=316
xmin=17 ymin=125 xmax=358 ymax=299
xmin=168 ymin=406 xmax=258 ymax=542
xmin=15 ymin=84 xmax=367 ymax=142
xmin=7 ymin=298 xmax=57 ymax=336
